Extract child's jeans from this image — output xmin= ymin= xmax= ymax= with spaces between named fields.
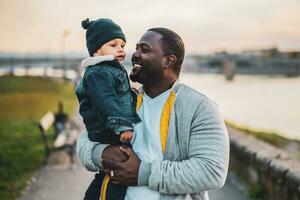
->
xmin=84 ymin=171 xmax=127 ymax=200
xmin=84 ymin=143 xmax=132 ymax=200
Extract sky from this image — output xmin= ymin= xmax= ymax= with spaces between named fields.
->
xmin=0 ymin=0 xmax=300 ymax=55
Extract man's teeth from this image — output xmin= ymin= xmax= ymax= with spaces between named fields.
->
xmin=134 ymin=64 xmax=141 ymax=68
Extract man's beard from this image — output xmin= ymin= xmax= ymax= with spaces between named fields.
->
xmin=129 ymin=64 xmax=142 ymax=82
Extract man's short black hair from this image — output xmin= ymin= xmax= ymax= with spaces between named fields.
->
xmin=148 ymin=27 xmax=185 ymax=74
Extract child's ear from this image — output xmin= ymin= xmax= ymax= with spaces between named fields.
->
xmin=93 ymin=50 xmax=100 ymax=56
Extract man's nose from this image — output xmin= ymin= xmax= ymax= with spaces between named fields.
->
xmin=132 ymin=52 xmax=138 ymax=64
xmin=132 ymin=50 xmax=140 ymax=60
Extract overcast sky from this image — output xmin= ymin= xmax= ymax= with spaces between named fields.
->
xmin=1 ymin=0 xmax=300 ymax=55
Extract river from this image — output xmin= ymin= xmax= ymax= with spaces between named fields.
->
xmin=1 ymin=65 xmax=299 ymax=140
xmin=180 ymin=73 xmax=300 ymax=140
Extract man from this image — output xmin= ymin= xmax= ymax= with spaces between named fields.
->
xmin=77 ymin=28 xmax=229 ymax=200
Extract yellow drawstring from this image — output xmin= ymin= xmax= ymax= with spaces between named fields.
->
xmin=159 ymin=91 xmax=176 ymax=153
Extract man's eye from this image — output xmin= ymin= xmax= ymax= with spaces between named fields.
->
xmin=142 ymin=48 xmax=149 ymax=52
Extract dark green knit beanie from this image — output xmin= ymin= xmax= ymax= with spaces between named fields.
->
xmin=81 ymin=18 xmax=126 ymax=56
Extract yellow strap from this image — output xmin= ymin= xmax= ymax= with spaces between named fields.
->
xmin=136 ymin=93 xmax=143 ymax=112
xmin=100 ymin=175 xmax=110 ymax=200
xmin=136 ymin=91 xmax=176 ymax=152
xmin=159 ymin=91 xmax=176 ymax=153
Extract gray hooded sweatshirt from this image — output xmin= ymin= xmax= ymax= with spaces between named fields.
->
xmin=76 ymin=82 xmax=230 ymax=200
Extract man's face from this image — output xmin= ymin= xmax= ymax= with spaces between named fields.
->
xmin=130 ymin=31 xmax=165 ymax=84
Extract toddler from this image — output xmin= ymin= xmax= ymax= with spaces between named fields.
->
xmin=76 ymin=18 xmax=141 ymax=200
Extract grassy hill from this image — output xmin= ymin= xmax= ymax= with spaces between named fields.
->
xmin=0 ymin=76 xmax=76 ymax=200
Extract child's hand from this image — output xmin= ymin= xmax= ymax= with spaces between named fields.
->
xmin=120 ymin=130 xmax=133 ymax=143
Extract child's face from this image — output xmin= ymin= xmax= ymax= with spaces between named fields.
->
xmin=94 ymin=38 xmax=126 ymax=62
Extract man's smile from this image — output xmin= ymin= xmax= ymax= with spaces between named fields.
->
xmin=130 ymin=63 xmax=142 ymax=82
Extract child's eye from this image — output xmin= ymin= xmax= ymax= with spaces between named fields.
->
xmin=110 ymin=44 xmax=116 ymax=47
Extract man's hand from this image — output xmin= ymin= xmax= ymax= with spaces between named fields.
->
xmin=102 ymin=145 xmax=128 ymax=162
xmin=102 ymin=146 xmax=141 ymax=186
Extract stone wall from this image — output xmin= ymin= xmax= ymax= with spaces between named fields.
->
xmin=228 ymin=126 xmax=300 ymax=200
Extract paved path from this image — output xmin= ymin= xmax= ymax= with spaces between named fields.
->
xmin=18 ymin=163 xmax=250 ymax=200
xmin=18 ymin=159 xmax=94 ymax=200
xmin=18 ymin=109 xmax=94 ymax=200
xmin=19 ymin=163 xmax=250 ymax=200
xmin=18 ymin=110 xmax=251 ymax=200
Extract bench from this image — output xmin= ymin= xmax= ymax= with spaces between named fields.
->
xmin=38 ymin=111 xmax=77 ymax=164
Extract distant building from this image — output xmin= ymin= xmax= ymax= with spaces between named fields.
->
xmin=185 ymin=47 xmax=300 ymax=76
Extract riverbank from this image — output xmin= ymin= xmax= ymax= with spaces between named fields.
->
xmin=226 ymin=120 xmax=300 ymax=199
xmin=228 ymin=125 xmax=300 ymax=200
xmin=226 ymin=120 xmax=300 ymax=159
xmin=0 ymin=76 xmax=76 ymax=200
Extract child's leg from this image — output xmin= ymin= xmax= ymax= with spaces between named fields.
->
xmin=84 ymin=172 xmax=127 ymax=200
xmin=84 ymin=143 xmax=131 ymax=200
xmin=84 ymin=172 xmax=105 ymax=200
xmin=105 ymin=143 xmax=131 ymax=200
xmin=106 ymin=183 xmax=127 ymax=200
xmin=88 ymin=130 xmax=122 ymax=146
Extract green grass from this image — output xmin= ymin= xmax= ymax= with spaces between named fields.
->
xmin=0 ymin=76 xmax=76 ymax=200
xmin=248 ymin=182 xmax=270 ymax=200
xmin=225 ymin=120 xmax=300 ymax=155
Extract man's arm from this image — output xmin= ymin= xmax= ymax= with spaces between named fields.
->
xmin=76 ymin=131 xmax=108 ymax=171
xmin=76 ymin=131 xmax=128 ymax=171
xmin=141 ymin=100 xmax=230 ymax=194
xmin=103 ymin=99 xmax=229 ymax=194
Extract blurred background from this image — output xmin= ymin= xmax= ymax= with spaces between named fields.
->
xmin=0 ymin=0 xmax=299 ymax=200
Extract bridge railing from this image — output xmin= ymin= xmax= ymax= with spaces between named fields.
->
xmin=0 ymin=66 xmax=79 ymax=81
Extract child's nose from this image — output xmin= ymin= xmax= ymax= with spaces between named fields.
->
xmin=118 ymin=47 xmax=124 ymax=53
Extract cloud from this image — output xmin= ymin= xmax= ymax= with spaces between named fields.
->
xmin=0 ymin=0 xmax=299 ymax=53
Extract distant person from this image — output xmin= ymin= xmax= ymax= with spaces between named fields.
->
xmin=76 ymin=18 xmax=141 ymax=200
xmin=54 ymin=101 xmax=68 ymax=139
xmin=77 ymin=27 xmax=229 ymax=200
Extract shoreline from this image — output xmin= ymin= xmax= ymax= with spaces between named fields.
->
xmin=225 ymin=120 xmax=300 ymax=159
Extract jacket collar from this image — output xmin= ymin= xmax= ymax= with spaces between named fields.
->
xmin=137 ymin=78 xmax=181 ymax=95
xmin=81 ymin=55 xmax=114 ymax=68
xmin=171 ymin=79 xmax=181 ymax=93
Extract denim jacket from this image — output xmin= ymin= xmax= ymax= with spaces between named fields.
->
xmin=76 ymin=55 xmax=141 ymax=142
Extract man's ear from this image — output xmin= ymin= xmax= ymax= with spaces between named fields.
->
xmin=165 ymin=55 xmax=177 ymax=68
